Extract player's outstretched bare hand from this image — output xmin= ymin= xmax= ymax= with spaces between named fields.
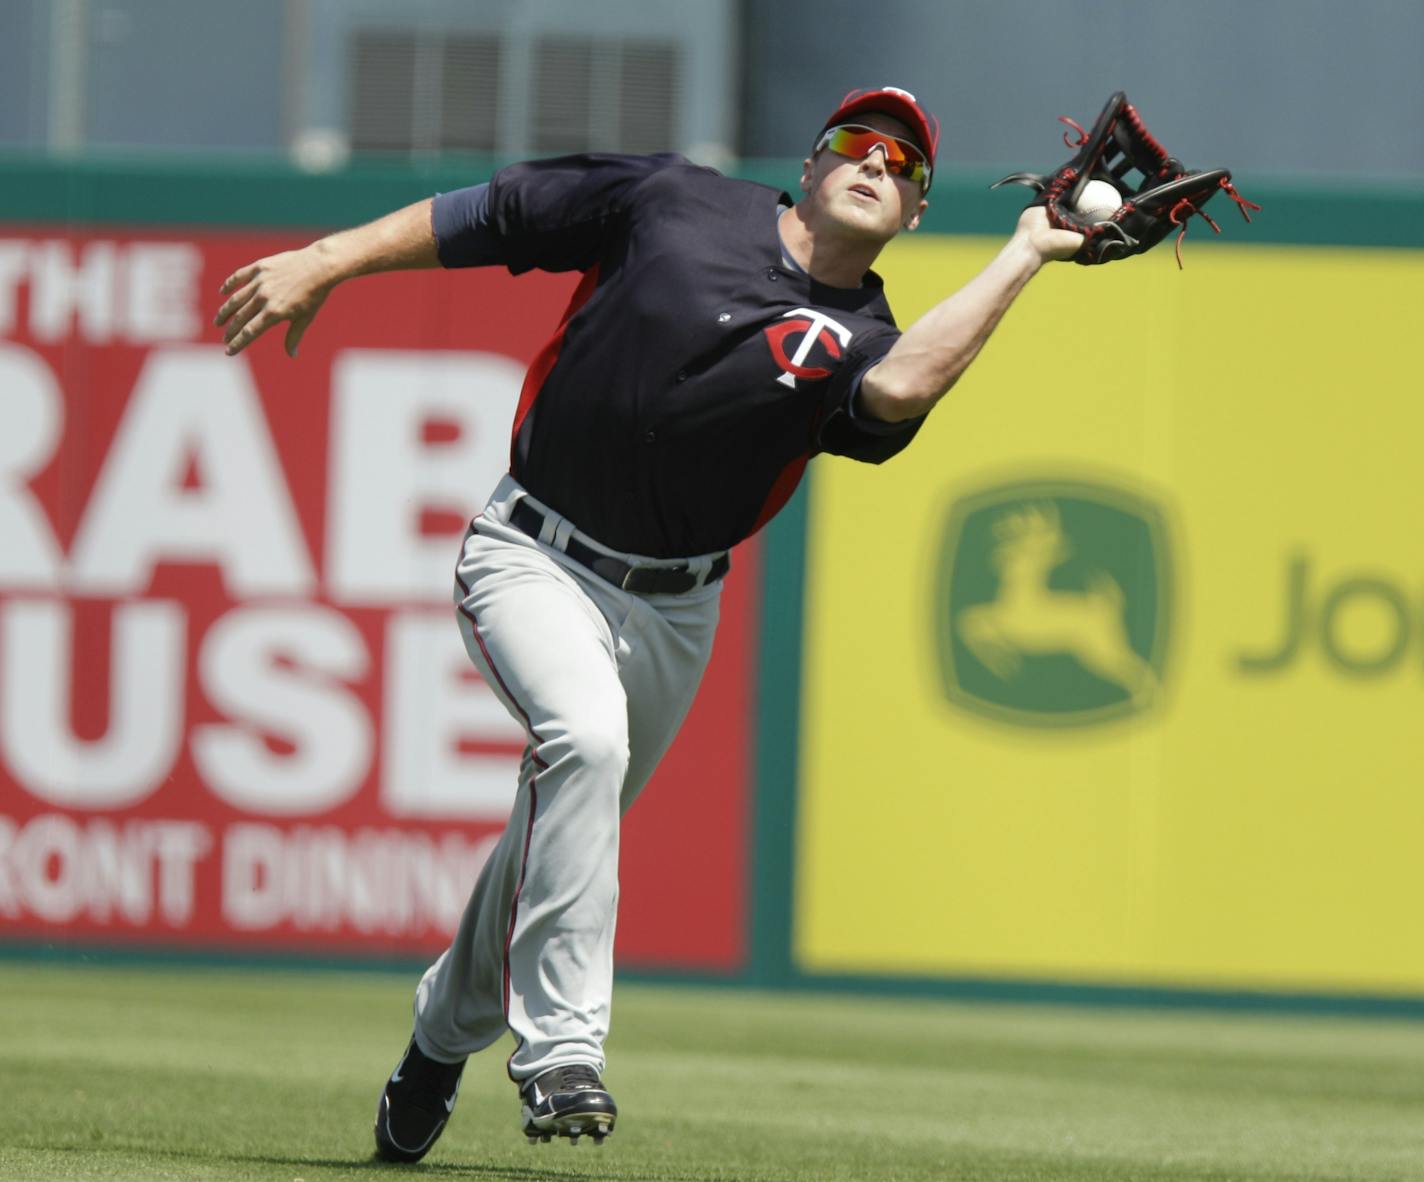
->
xmin=1015 ymin=206 xmax=1085 ymax=264
xmin=214 ymin=245 xmax=334 ymax=358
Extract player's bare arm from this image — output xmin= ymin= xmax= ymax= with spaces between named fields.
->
xmin=213 ymin=197 xmax=440 ymax=357
xmin=858 ymin=206 xmax=1082 ymax=423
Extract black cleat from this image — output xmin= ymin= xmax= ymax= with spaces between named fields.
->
xmin=520 ymin=1064 xmax=617 ymax=1144
xmin=373 ymin=1037 xmax=466 ymax=1163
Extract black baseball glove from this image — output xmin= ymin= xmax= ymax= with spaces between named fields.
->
xmin=993 ymin=91 xmax=1259 ymax=266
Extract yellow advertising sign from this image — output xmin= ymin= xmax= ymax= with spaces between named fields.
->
xmin=795 ymin=237 xmax=1424 ymax=994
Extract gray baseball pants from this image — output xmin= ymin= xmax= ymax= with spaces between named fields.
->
xmin=410 ymin=475 xmax=722 ymax=1082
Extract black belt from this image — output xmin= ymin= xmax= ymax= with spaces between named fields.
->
xmin=509 ymin=499 xmax=730 ymax=595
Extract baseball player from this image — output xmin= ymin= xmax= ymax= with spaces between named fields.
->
xmin=214 ymin=87 xmax=1086 ymax=1162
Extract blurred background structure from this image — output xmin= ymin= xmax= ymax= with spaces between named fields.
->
xmin=5 ymin=0 xmax=1423 ymax=177
xmin=2 ymin=0 xmax=1423 ymax=1014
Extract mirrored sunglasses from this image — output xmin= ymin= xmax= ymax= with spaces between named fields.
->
xmin=816 ymin=124 xmax=931 ymax=188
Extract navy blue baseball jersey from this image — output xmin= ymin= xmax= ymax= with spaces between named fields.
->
xmin=433 ymin=153 xmax=923 ymax=557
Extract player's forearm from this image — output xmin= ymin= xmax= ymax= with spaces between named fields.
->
xmin=859 ymin=233 xmax=1044 ymax=422
xmin=216 ymin=198 xmax=444 ymax=357
xmin=309 ymin=198 xmax=441 ymax=285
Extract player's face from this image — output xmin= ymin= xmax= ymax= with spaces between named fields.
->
xmin=802 ymin=113 xmax=930 ymax=240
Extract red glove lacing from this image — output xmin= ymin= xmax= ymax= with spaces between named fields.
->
xmin=1167 ymin=179 xmax=1261 ymax=268
xmin=1168 ymin=198 xmax=1222 ymax=269
xmin=1058 ymin=116 xmax=1089 ymax=148
xmin=1220 ymin=178 xmax=1262 ymax=222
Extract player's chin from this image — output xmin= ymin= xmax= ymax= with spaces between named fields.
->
xmin=831 ymin=197 xmax=898 ymax=239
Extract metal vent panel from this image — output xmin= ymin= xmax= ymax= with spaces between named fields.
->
xmin=439 ymin=36 xmax=502 ymax=152
xmin=349 ymin=28 xmax=682 ymax=157
xmin=531 ymin=38 xmax=595 ymax=154
xmin=617 ymin=41 xmax=678 ymax=155
xmin=350 ymin=30 xmax=417 ymax=152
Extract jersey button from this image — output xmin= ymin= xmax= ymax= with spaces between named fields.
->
xmin=766 ymin=268 xmax=779 ymax=281
xmin=643 ymin=430 xmax=657 ymax=444
xmin=675 ymin=370 xmax=688 ymax=382
xmin=717 ymin=312 xmax=731 ymax=324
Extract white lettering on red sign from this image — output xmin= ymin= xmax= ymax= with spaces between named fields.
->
xmin=68 ymin=347 xmax=315 ymax=597
xmin=0 ymin=241 xmax=553 ymax=949
xmin=2 ymin=598 xmax=187 ymax=809
xmin=0 ymin=344 xmax=64 ymax=589
xmin=0 ymin=239 xmax=201 ymax=344
xmin=193 ymin=605 xmax=372 ymax=816
xmin=0 ymin=814 xmax=210 ymax=925
xmin=221 ymin=822 xmax=495 ymax=935
xmin=326 ymin=349 xmax=525 ymax=604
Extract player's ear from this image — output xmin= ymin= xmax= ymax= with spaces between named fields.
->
xmin=903 ymin=197 xmax=928 ymax=231
xmin=799 ymin=156 xmax=814 ymax=193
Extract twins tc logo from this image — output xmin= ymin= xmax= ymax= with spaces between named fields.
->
xmin=936 ymin=478 xmax=1173 ymax=727
xmin=764 ymin=308 xmax=852 ymax=388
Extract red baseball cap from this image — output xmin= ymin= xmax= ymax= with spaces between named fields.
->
xmin=819 ymin=86 xmax=941 ymax=175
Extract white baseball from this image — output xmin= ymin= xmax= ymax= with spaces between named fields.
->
xmin=1073 ymin=179 xmax=1123 ymax=222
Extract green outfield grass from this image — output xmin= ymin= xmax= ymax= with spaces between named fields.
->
xmin=0 ymin=962 xmax=1421 ymax=1181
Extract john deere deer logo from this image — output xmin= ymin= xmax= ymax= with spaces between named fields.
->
xmin=937 ymin=480 xmax=1172 ymax=727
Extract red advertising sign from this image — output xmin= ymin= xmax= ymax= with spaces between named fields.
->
xmin=0 ymin=228 xmax=755 ymax=971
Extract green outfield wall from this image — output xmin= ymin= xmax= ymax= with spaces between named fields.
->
xmin=3 ymin=155 xmax=1423 ymax=1015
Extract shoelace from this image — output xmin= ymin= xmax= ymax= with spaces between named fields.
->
xmin=548 ymin=1064 xmax=603 ymax=1092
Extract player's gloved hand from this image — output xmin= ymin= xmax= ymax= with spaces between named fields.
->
xmin=214 ymin=244 xmax=335 ymax=357
xmin=994 ymin=91 xmax=1259 ymax=267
